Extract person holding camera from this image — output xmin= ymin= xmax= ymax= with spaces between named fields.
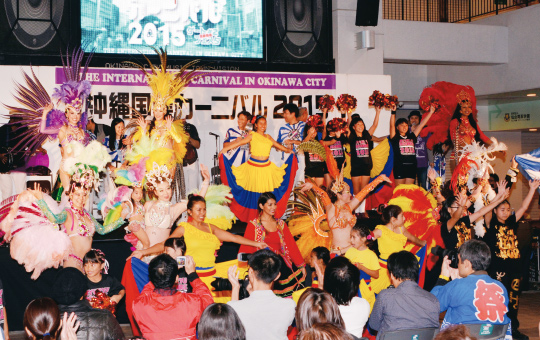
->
xmin=431 ymin=240 xmax=511 ymax=332
xmin=227 ymin=249 xmax=296 ymax=340
xmin=369 ymin=251 xmax=439 ymax=340
xmin=132 ymin=253 xmax=213 ymax=340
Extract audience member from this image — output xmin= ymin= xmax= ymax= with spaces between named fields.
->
xmin=431 ymin=240 xmax=510 ymax=331
xmin=132 ymin=254 xmax=213 ymax=340
xmin=298 ymin=323 xmax=354 ymax=340
xmin=369 ymin=251 xmax=439 ymax=339
xmin=323 ymin=257 xmax=369 ymax=338
xmin=228 ymin=249 xmax=295 ymax=340
xmin=197 ymin=303 xmax=246 ymax=340
xmin=295 ymin=288 xmax=360 ymax=340
xmin=433 ymin=325 xmax=478 ymax=340
xmin=51 ymin=268 xmax=125 ymax=340
xmin=23 ymin=298 xmax=80 ymax=340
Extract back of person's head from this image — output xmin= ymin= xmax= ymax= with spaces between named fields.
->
xmin=164 ymin=237 xmax=187 ymax=255
xmin=50 ymin=268 xmax=88 ymax=305
xmin=198 ymin=303 xmax=246 ymax=340
xmin=296 ymin=288 xmax=345 ymax=333
xmin=387 ymin=250 xmax=419 ymax=282
xmin=283 ymin=103 xmax=300 ymax=118
xmin=311 ymin=247 xmax=331 ymax=266
xmin=247 ymin=249 xmax=281 ymax=284
xmin=298 ymin=323 xmax=354 ymax=340
xmin=149 ymin=254 xmax=179 ymax=289
xmin=24 ymin=297 xmax=61 ymax=340
xmin=434 ymin=325 xmax=478 ymax=340
xmin=323 ymin=257 xmax=359 ymax=306
xmin=459 ymin=239 xmax=491 ymax=271
xmin=380 ymin=205 xmax=403 ymax=224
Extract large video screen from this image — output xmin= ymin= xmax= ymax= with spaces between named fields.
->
xmin=81 ymin=0 xmax=263 ymax=59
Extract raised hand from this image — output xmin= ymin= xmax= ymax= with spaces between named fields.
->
xmin=299 ymin=182 xmax=314 ymax=192
xmin=60 ymin=312 xmax=80 ymax=340
xmin=227 ymin=265 xmax=240 ymax=289
xmin=200 ymin=163 xmax=210 ymax=182
xmin=184 ymin=255 xmax=196 ymax=275
xmin=496 ymin=180 xmax=508 ymax=197
xmin=529 ymin=179 xmax=540 ymax=191
xmin=511 ymin=156 xmax=518 ymax=169
xmin=166 ymin=115 xmax=173 ymax=130
xmin=428 ymin=168 xmax=437 ymax=182
xmin=137 ymin=117 xmax=148 ymax=131
xmin=28 ymin=182 xmax=43 ymax=200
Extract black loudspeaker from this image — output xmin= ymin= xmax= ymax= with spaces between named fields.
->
xmin=0 ymin=0 xmax=79 ymax=63
xmin=266 ymin=0 xmax=333 ymax=70
xmin=355 ymin=0 xmax=380 ymax=26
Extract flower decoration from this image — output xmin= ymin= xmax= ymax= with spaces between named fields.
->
xmin=71 ymin=163 xmax=99 ymax=190
xmin=145 ymin=161 xmax=173 ymax=191
xmin=318 ymin=94 xmax=336 ymax=112
xmin=251 ymin=115 xmax=264 ymax=125
xmin=327 ymin=118 xmax=348 ymax=133
xmin=306 ymin=115 xmax=324 ymax=132
xmin=336 ymin=94 xmax=357 ymax=114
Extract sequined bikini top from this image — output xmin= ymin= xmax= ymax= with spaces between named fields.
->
xmin=145 ymin=201 xmax=172 ymax=229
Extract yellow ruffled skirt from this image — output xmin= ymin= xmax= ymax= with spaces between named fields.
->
xmin=232 ymin=158 xmax=288 ymax=193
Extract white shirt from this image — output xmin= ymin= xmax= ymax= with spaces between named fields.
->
xmin=338 ymin=296 xmax=370 ymax=338
xmin=228 ymin=290 xmax=295 ymax=340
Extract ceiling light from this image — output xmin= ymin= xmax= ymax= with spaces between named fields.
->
xmin=527 ymin=93 xmax=537 ymax=97
xmin=529 ymin=128 xmax=538 ymax=131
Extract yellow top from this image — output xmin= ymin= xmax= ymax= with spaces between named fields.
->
xmin=344 ymin=247 xmax=381 ymax=272
xmin=250 ymin=132 xmax=273 ymax=158
xmin=375 ymin=225 xmax=407 ymax=260
xmin=181 ymin=222 xmax=221 ymax=268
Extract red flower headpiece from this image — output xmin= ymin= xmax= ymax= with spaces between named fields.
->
xmin=318 ymin=94 xmax=336 ymax=112
xmin=336 ymin=94 xmax=357 ymax=114
xmin=327 ymin=118 xmax=347 ymax=133
xmin=251 ymin=115 xmax=265 ymax=124
xmin=306 ymin=115 xmax=324 ymax=132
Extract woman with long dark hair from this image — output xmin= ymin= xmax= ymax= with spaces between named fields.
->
xmin=449 ymin=94 xmax=492 ymax=166
xmin=238 ymin=192 xmax=306 ymax=297
xmin=348 ymin=107 xmax=381 ymax=194
xmin=104 ymin=118 xmax=127 ymax=165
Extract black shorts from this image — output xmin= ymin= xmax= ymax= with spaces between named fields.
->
xmin=305 ymin=163 xmax=326 ymax=178
xmin=393 ymin=163 xmax=417 ymax=179
xmin=324 ymin=158 xmax=346 ymax=174
xmin=351 ymin=164 xmax=372 ymax=177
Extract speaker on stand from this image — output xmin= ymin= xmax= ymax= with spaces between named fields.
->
xmin=0 ymin=0 xmax=79 ymax=64
xmin=266 ymin=0 xmax=334 ymax=72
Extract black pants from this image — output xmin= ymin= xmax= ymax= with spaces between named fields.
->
xmin=489 ymin=268 xmax=522 ymax=331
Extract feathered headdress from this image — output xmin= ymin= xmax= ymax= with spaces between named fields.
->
xmin=330 ymin=165 xmax=348 ymax=195
xmin=71 ymin=164 xmax=99 ymax=191
xmin=145 ymin=162 xmax=173 ymax=191
xmin=115 ymin=157 xmax=147 ymax=188
xmin=450 ymin=137 xmax=507 ymax=193
xmin=63 ymin=140 xmax=112 ymax=191
xmin=125 ymin=47 xmax=200 ymax=111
